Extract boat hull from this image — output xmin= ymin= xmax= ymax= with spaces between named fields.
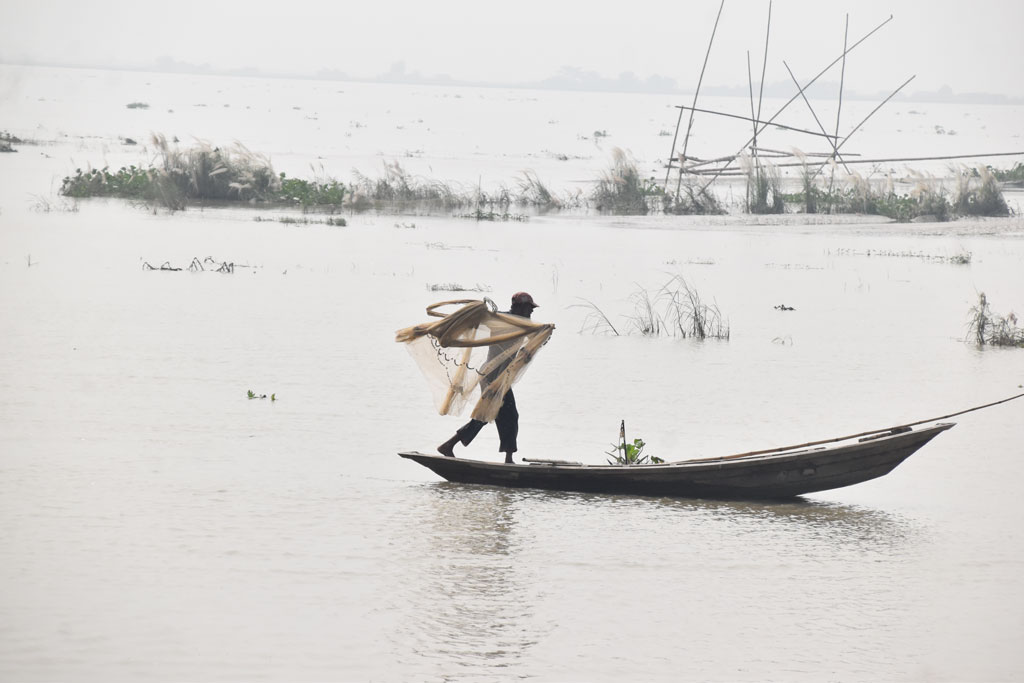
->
xmin=399 ymin=423 xmax=954 ymax=499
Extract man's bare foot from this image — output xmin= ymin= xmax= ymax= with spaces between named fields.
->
xmin=438 ymin=441 xmax=456 ymax=457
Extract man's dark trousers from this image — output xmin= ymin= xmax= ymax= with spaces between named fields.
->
xmin=455 ymin=389 xmax=518 ymax=453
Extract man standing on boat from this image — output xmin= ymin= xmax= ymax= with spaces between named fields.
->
xmin=437 ymin=292 xmax=540 ymax=463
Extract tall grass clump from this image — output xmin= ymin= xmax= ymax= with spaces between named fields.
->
xmin=662 ymin=179 xmax=726 ymax=215
xmin=953 ymin=165 xmax=1009 ymax=217
xmin=574 ymin=275 xmax=729 ymax=340
xmin=349 ymin=160 xmax=469 ymax=210
xmin=516 ymin=171 xmax=561 ymax=209
xmin=967 ymin=292 xmax=1024 ymax=347
xmin=907 ymin=172 xmax=951 ymax=221
xmin=788 ymin=170 xmax=948 ymax=222
xmin=60 ymin=135 xmax=346 ymax=211
xmin=658 ymin=274 xmax=729 ymax=340
xmin=741 ymin=154 xmax=784 ymax=214
xmin=591 ymin=148 xmax=659 ymax=214
xmin=786 ymin=166 xmax=1007 ymax=221
xmin=794 ymin=150 xmax=823 ymax=214
xmin=148 ymin=134 xmax=280 ymax=205
xmin=627 ymin=287 xmax=663 ymax=336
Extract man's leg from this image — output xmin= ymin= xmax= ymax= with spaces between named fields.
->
xmin=495 ymin=389 xmax=519 ymax=463
xmin=438 ymin=419 xmax=486 ymax=457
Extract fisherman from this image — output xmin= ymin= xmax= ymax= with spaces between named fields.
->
xmin=437 ymin=291 xmax=540 ymax=463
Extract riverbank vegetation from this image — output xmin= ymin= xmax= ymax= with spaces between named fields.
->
xmin=990 ymin=162 xmax=1024 ymax=184
xmin=61 ymin=135 xmax=346 ymax=212
xmin=58 ymin=135 xmax=1018 ymax=220
xmin=780 ymin=163 xmax=1010 ymax=221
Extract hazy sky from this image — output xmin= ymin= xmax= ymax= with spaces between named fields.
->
xmin=3 ymin=0 xmax=1023 ymax=96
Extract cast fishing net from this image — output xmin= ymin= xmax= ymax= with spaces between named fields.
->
xmin=395 ymin=299 xmax=555 ymax=422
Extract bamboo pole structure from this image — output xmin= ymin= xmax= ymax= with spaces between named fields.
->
xmin=755 ymin=0 xmax=772 ymax=146
xmin=746 ymin=52 xmax=758 ymax=211
xmin=806 ymin=75 xmax=916 ymax=182
xmin=783 ymin=60 xmax=852 ymax=174
xmin=696 ymin=14 xmax=894 ymax=193
xmin=675 ymin=150 xmax=1024 ymax=175
xmin=752 ymin=146 xmax=860 ymax=157
xmin=665 ymin=0 xmax=726 ymax=190
xmin=751 ymin=0 xmax=772 ymax=207
xmin=671 ymin=0 xmax=726 ymax=198
xmin=829 ymin=15 xmax=850 ymax=196
xmin=669 ymin=106 xmax=838 ymax=140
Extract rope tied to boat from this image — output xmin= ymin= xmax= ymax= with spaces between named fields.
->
xmin=670 ymin=390 xmax=1024 ymax=464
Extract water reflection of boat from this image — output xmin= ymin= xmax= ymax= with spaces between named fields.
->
xmin=399 ymin=423 xmax=954 ymax=500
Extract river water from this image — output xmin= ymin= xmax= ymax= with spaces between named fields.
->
xmin=1 ymin=65 xmax=1023 ymax=681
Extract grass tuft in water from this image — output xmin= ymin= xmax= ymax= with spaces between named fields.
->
xmin=571 ymin=298 xmax=621 ymax=336
xmin=742 ymin=155 xmax=784 ymax=214
xmin=967 ymin=293 xmax=1024 ymax=347
xmin=591 ymin=148 xmax=659 ymax=214
xmin=663 ymin=179 xmax=726 ymax=215
xmin=349 ymin=161 xmax=469 ymax=210
xmin=574 ymin=276 xmax=729 ymax=340
xmin=954 ymin=165 xmax=1009 ymax=217
xmin=516 ymin=171 xmax=561 ymax=209
xmin=658 ymin=274 xmax=730 ymax=340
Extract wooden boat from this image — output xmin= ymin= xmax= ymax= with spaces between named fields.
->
xmin=399 ymin=422 xmax=954 ymax=499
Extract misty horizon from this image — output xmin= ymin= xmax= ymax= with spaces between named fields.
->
xmin=4 ymin=55 xmax=1022 ymax=106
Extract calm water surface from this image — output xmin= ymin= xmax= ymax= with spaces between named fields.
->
xmin=1 ymin=65 xmax=1023 ymax=681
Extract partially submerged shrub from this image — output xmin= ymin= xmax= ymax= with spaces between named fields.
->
xmin=784 ymin=170 xmax=949 ymax=222
xmin=516 ymin=171 xmax=561 ymax=208
xmin=279 ymin=175 xmax=346 ymax=210
xmin=909 ymin=172 xmax=951 ymax=221
xmin=150 ymin=134 xmax=281 ymax=203
xmin=989 ymin=162 xmax=1024 ymax=184
xmin=662 ymin=179 xmax=726 ymax=215
xmin=591 ymin=148 xmax=659 ymax=214
xmin=954 ymin=165 xmax=1009 ymax=217
xmin=1 ymin=131 xmax=20 ymax=153
xmin=350 ymin=160 xmax=468 ymax=209
xmin=61 ymin=165 xmax=153 ymax=200
xmin=967 ymin=292 xmax=1024 ymax=347
xmin=785 ymin=165 xmax=1010 ymax=221
xmin=741 ymin=155 xmax=784 ymax=214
